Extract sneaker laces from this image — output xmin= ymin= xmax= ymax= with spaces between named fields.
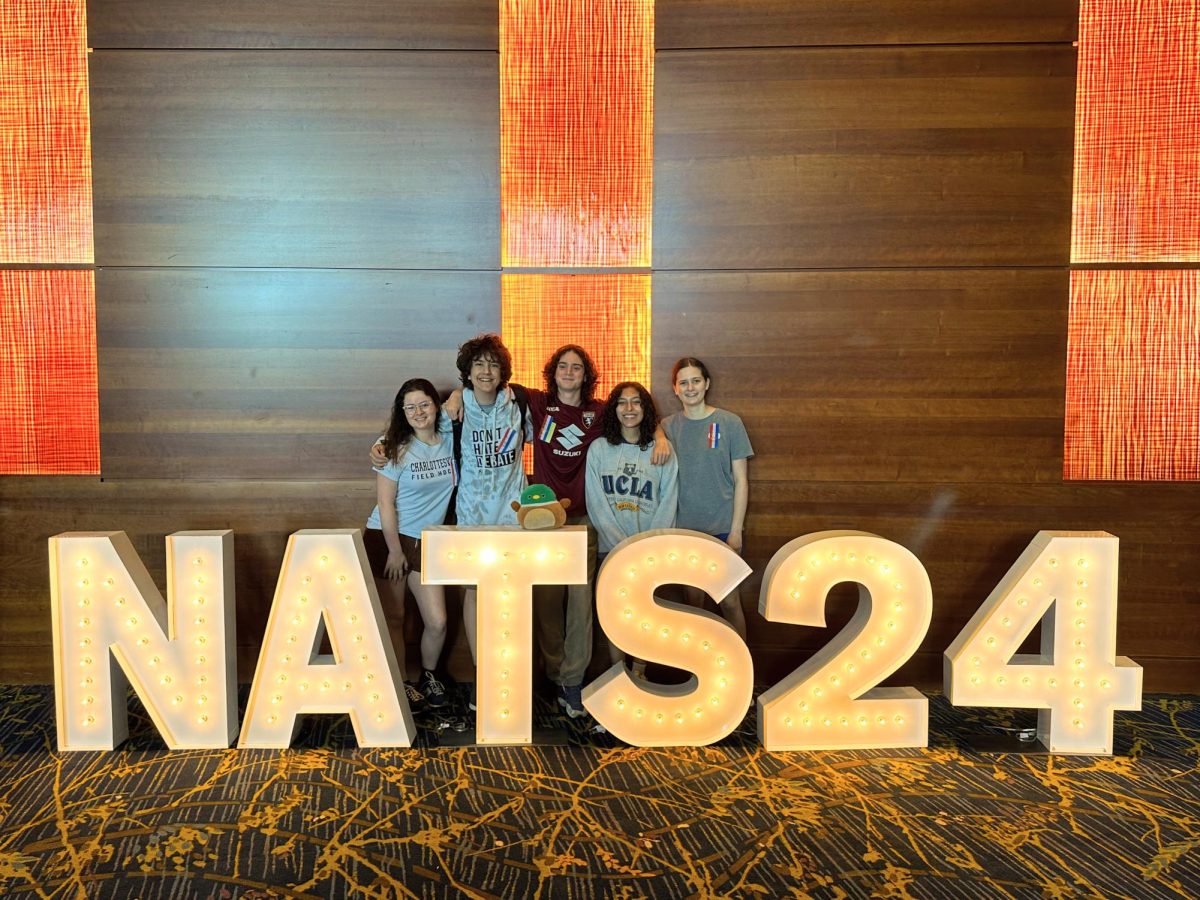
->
xmin=404 ymin=682 xmax=424 ymax=704
xmin=423 ymin=672 xmax=446 ymax=696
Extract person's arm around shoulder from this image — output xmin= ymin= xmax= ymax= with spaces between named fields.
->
xmin=650 ymin=423 xmax=673 ymax=466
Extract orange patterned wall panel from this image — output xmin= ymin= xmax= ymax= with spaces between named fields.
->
xmin=502 ymin=274 xmax=652 ymax=397
xmin=0 ymin=270 xmax=99 ymax=474
xmin=1064 ymin=270 xmax=1199 ymax=481
xmin=1072 ymin=0 xmax=1200 ymax=263
xmin=0 ymin=0 xmax=93 ymax=264
xmin=500 ymin=0 xmax=654 ymax=268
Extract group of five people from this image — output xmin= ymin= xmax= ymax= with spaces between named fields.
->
xmin=362 ymin=334 xmax=753 ymax=719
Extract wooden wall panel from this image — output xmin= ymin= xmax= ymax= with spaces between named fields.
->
xmin=89 ymin=51 xmax=499 ymax=268
xmin=97 ymin=268 xmax=498 ymax=479
xmin=652 ymin=269 xmax=1068 ymax=483
xmin=2 ymin=478 xmax=1194 ymax=690
xmin=654 ymin=46 xmax=1075 ymax=269
xmin=657 ymin=0 xmax=1079 ymax=48
xmin=86 ymin=0 xmax=497 ymax=50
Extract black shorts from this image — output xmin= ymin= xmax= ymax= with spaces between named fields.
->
xmin=363 ymin=528 xmax=422 ymax=578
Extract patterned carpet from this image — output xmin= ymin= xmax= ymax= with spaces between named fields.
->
xmin=1 ymin=684 xmax=1198 ymax=898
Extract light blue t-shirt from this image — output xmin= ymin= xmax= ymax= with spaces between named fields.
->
xmin=366 ymin=435 xmax=456 ymax=537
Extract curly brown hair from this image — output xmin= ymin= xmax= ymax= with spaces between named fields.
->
xmin=456 ymin=333 xmax=513 ymax=389
xmin=599 ymin=381 xmax=659 ymax=449
xmin=542 ymin=344 xmax=599 ymax=403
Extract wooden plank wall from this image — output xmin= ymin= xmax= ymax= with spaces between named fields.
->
xmin=3 ymin=0 xmax=1196 ymax=692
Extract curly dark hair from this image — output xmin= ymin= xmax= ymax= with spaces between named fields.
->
xmin=542 ymin=344 xmax=599 ymax=403
xmin=456 ymin=333 xmax=513 ymax=389
xmin=381 ymin=378 xmax=442 ymax=462
xmin=600 ymin=381 xmax=659 ymax=449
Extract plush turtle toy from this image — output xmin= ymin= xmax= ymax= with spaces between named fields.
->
xmin=511 ymin=483 xmax=571 ymax=529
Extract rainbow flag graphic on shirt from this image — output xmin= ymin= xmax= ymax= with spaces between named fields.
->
xmin=497 ymin=426 xmax=518 ymax=454
xmin=708 ymin=422 xmax=721 ymax=449
xmin=539 ymin=416 xmax=557 ymax=443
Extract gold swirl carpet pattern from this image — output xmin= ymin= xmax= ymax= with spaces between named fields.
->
xmin=1 ymin=686 xmax=1198 ymax=898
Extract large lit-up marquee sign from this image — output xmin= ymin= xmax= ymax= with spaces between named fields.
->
xmin=49 ymin=528 xmax=1142 ymax=755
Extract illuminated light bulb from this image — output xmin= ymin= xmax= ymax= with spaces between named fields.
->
xmin=1048 ymin=677 xmax=1058 ymax=688
xmin=301 ymin=575 xmax=312 ymax=585
xmin=985 ymin=636 xmax=996 ymax=647
xmin=297 ymin=595 xmax=307 ymax=604
xmin=192 ymin=596 xmax=204 ymax=607
xmin=194 ymin=576 xmax=205 ymax=587
xmin=480 ymin=547 xmax=497 ymax=565
xmin=353 ymin=634 xmax=363 ymax=643
xmin=342 ymin=681 xmax=352 ymax=691
xmin=556 ymin=551 xmax=566 ymax=561
xmin=160 ymin=675 xmax=172 ymax=685
xmin=618 ymin=588 xmax=628 ymax=598
xmin=500 ymin=708 xmax=511 ymax=719
xmin=798 ymin=701 xmax=809 ymax=711
xmin=1075 ymin=599 xmax=1087 ymax=609
xmin=198 ymin=675 xmax=208 ymax=685
xmin=198 ymin=715 xmax=208 ymax=724
xmin=194 ymin=616 xmax=205 ymax=626
xmin=336 ymin=575 xmax=347 ymax=585
xmin=195 ymin=635 xmax=207 ymax=645
xmin=172 ymin=695 xmax=183 ymax=705
xmin=875 ymin=636 xmax=886 ymax=647
xmin=1032 ymin=578 xmax=1042 ymax=587
xmin=78 ymin=578 xmax=90 ymax=588
xmin=277 ymin=673 xmax=288 ymax=684
xmin=694 ymin=707 xmax=703 ymax=718
xmin=81 ymin=696 xmax=93 ymax=706
xmin=881 ymin=564 xmax=891 ymax=574
xmin=789 ymin=590 xmax=800 ymax=600
xmin=802 ymin=717 xmax=812 ymax=727
xmin=78 ymin=558 xmax=89 ymax=568
xmin=830 ymin=552 xmax=840 ymax=561
xmin=1073 ymin=658 xmax=1085 ymax=669
xmin=845 ymin=664 xmax=856 ymax=674
xmin=1100 ymin=678 xmax=1112 ymax=689
xmin=320 ymin=681 xmax=331 ymax=693
xmin=137 ymin=637 xmax=149 ymax=647
xmin=668 ymin=553 xmax=678 ymax=562
xmin=688 ymin=555 xmax=699 ymax=565
xmin=195 ymin=655 xmax=206 ymax=665
xmin=627 ymin=567 xmax=637 ymax=578
xmin=1077 ymin=579 xmax=1088 ymax=589
xmin=860 ymin=649 xmax=871 ymax=659
xmin=821 ymin=717 xmax=831 ymax=727
xmin=828 ymin=675 xmax=839 ymax=686
xmin=1072 ymin=718 xmax=1083 ymax=728
xmin=446 ymin=551 xmax=456 ymax=560
xmin=640 ymin=621 xmax=650 ymax=631
xmin=267 ymin=714 xmax=278 ymax=724
xmin=83 ymin=716 xmax=95 ymax=726
xmin=858 ymin=716 xmax=868 ymax=726
xmin=126 ymin=616 xmax=138 ymax=628
xmin=708 ymin=563 xmax=718 ymax=573
xmin=358 ymin=654 xmax=368 ymax=663
xmin=77 ymin=599 xmax=89 ymax=608
xmin=702 ymin=641 xmax=711 ymax=651
xmin=810 ymin=558 xmax=820 ymax=569
xmin=1021 ymin=676 xmax=1031 ymax=687
xmin=616 ymin=698 xmax=626 ymax=709
xmin=1017 ymin=596 xmax=1029 ymax=607
xmin=197 ymin=694 xmax=208 ymax=704
xmin=894 ymin=715 xmax=905 ymax=725
xmin=655 ymin=713 xmax=665 ymax=723
xmin=996 ymin=676 xmax=1006 ymax=686
xmin=635 ymin=708 xmax=645 ymax=718
xmin=681 ymin=632 xmax=691 ymax=643
xmin=78 ymin=617 xmax=90 ymax=627
xmin=970 ymin=674 xmax=981 ymax=685
xmin=840 ymin=716 xmax=849 ymax=727
xmin=1076 ymin=558 xmax=1088 ymax=569
xmin=1074 ymin=638 xmax=1086 ymax=648
xmin=645 ymin=556 xmax=655 ymax=567
xmin=1072 ymin=678 xmax=1083 ymax=688
xmin=500 ymin=670 xmax=510 ymax=680
xmin=718 ymin=678 xmax=728 ymax=688
xmin=285 ymin=635 xmax=297 ymax=644
xmin=79 ymin=638 xmax=91 ymax=648
xmin=717 ymin=656 xmax=727 ymax=668
xmin=318 ymin=555 xmax=329 ymax=566
xmin=1001 ymin=617 xmax=1011 ymax=627
xmin=847 ymin=552 xmax=857 ymax=561
xmin=348 ymin=614 xmax=358 ymax=625
xmin=1073 ymin=618 xmax=1085 ymax=629
xmin=709 ymin=696 xmax=720 ymax=706
xmin=298 ymin=682 xmax=309 ymax=692
xmin=876 ymin=715 xmax=886 ymax=725
xmin=813 ymin=687 xmax=823 ymax=697
xmin=886 ymin=621 xmax=896 ymax=631
xmin=105 ymin=577 xmax=115 ymax=588
xmin=797 ymin=574 xmax=807 ymax=582
xmin=375 ymin=713 xmax=385 ymax=723
xmin=659 ymin=627 xmax=670 ymax=638
xmin=784 ymin=716 xmax=794 ymax=727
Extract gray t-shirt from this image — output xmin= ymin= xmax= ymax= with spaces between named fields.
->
xmin=366 ymin=436 xmax=456 ymax=537
xmin=661 ymin=408 xmax=753 ymax=535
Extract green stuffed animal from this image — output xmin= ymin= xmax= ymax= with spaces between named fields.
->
xmin=510 ymin=483 xmax=572 ymax=529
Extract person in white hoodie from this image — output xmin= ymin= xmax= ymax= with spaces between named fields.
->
xmin=586 ymin=382 xmax=679 ymax=670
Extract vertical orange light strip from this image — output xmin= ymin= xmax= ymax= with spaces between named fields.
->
xmin=0 ymin=0 xmax=94 ymax=264
xmin=1066 ymin=2 xmax=1199 ymax=480
xmin=0 ymin=270 xmax=99 ymax=474
xmin=1 ymin=1 xmax=97 ymax=474
xmin=1064 ymin=270 xmax=1199 ymax=481
xmin=1072 ymin=0 xmax=1200 ymax=263
xmin=502 ymin=274 xmax=652 ymax=399
xmin=500 ymin=0 xmax=654 ymax=268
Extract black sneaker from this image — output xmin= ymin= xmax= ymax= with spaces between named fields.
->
xmin=404 ymin=681 xmax=426 ymax=712
xmin=420 ymin=670 xmax=447 ymax=708
xmin=557 ymin=684 xmax=586 ymax=719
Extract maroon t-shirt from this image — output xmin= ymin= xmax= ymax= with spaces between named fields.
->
xmin=526 ymin=387 xmax=605 ymax=515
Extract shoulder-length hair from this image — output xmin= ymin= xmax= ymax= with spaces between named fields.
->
xmin=600 ymin=381 xmax=659 ymax=449
xmin=456 ymin=333 xmax=513 ymax=388
xmin=381 ymin=378 xmax=442 ymax=462
xmin=543 ymin=344 xmax=599 ymax=403
xmin=671 ymin=356 xmax=712 ymax=386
